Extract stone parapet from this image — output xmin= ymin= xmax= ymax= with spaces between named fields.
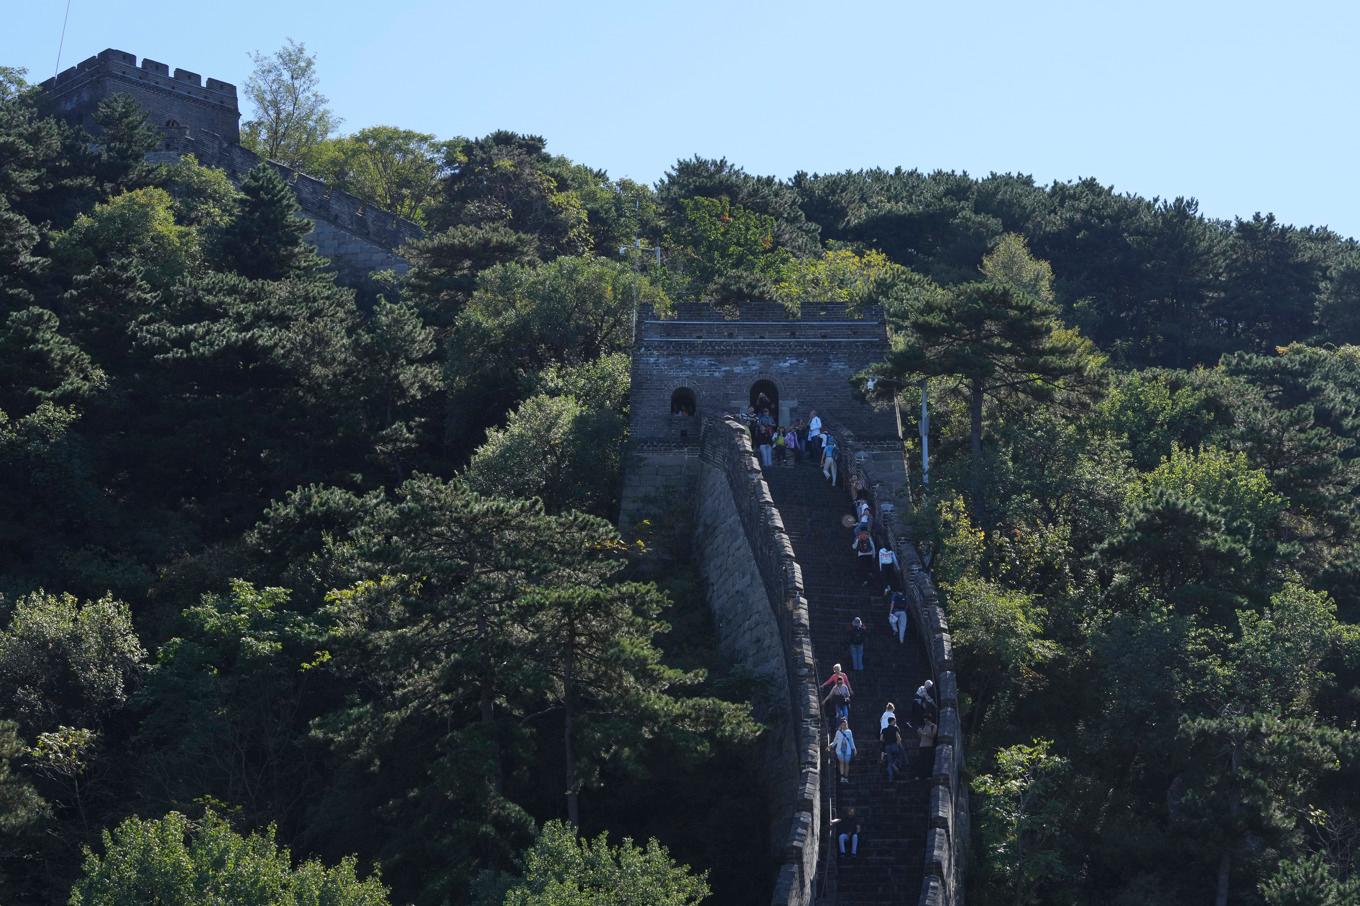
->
xmin=695 ymin=417 xmax=822 ymax=906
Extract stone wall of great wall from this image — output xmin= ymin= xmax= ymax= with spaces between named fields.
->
xmin=40 ymin=49 xmax=422 ymax=291
xmin=624 ymin=303 xmax=968 ymax=904
xmin=695 ymin=417 xmax=822 ymax=906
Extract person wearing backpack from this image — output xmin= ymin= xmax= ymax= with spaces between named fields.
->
xmin=852 ymin=529 xmax=875 ymax=585
xmin=830 ymin=717 xmax=856 ymax=784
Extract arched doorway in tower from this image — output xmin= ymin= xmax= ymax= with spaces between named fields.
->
xmin=670 ymin=387 xmax=697 ymax=417
xmin=749 ymin=380 xmax=778 ymax=420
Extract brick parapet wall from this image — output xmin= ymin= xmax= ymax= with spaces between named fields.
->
xmin=697 ymin=417 xmax=822 ymax=906
xmin=830 ymin=421 xmax=967 ymax=906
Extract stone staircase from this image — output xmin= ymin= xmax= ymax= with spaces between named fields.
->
xmin=764 ymin=461 xmax=931 ymax=905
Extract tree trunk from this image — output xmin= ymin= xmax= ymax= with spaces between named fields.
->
xmin=563 ymin=643 xmax=579 ymax=827
xmin=477 ymin=612 xmax=500 ymax=793
xmin=969 ymin=377 xmax=986 ymax=520
xmin=1214 ymin=850 xmax=1230 ymax=906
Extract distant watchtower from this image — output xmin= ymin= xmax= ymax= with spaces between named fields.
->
xmin=39 ymin=48 xmax=240 ymax=143
xmin=618 ymin=301 xmax=902 ymax=530
xmin=38 ymin=47 xmax=423 ymax=293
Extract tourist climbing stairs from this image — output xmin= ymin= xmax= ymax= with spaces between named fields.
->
xmin=764 ymin=461 xmax=931 ymax=906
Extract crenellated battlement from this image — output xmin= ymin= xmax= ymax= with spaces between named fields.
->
xmin=40 ymin=48 xmax=240 ymax=143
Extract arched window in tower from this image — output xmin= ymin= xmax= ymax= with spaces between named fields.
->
xmin=670 ymin=387 xmax=697 ymax=417
xmin=750 ymin=380 xmax=779 ymax=421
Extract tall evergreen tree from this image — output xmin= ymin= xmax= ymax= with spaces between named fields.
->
xmin=215 ymin=165 xmax=319 ymax=280
xmin=870 ymin=280 xmax=1103 ymax=510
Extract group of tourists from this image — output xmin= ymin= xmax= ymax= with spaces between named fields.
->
xmin=743 ymin=399 xmax=839 ymax=484
xmin=817 ymin=463 xmax=939 ymax=817
xmin=825 ymin=672 xmax=938 ymax=789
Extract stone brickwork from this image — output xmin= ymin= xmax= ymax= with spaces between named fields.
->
xmin=695 ymin=417 xmax=822 ymax=906
xmin=40 ymin=48 xmax=240 ymax=142
xmin=41 ymin=49 xmax=423 ymax=292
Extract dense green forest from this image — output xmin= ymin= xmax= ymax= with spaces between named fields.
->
xmin=2 ymin=38 xmax=1360 ymax=905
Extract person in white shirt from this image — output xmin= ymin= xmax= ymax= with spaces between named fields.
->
xmin=878 ymin=545 xmax=898 ymax=581
xmin=880 ymin=702 xmax=896 ymax=731
xmin=807 ymin=411 xmax=823 ymax=462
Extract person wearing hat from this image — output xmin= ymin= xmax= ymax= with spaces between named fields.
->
xmin=848 ymin=616 xmax=866 ymax=671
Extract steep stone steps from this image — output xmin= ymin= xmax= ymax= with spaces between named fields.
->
xmin=762 ymin=462 xmax=931 ymax=906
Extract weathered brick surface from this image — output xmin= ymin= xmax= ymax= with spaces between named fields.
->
xmin=691 ymin=418 xmax=821 ymax=906
xmin=41 ymin=48 xmax=240 ymax=141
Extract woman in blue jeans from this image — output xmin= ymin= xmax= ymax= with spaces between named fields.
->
xmin=848 ymin=616 xmax=866 ymax=671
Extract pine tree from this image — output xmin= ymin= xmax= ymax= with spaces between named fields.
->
xmin=91 ymin=94 xmax=159 ymax=194
xmin=215 ymin=164 xmax=319 ymax=279
xmin=873 ymin=280 xmax=1103 ymax=513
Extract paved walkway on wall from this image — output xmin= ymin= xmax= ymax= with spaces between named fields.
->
xmin=765 ymin=461 xmax=931 ymax=906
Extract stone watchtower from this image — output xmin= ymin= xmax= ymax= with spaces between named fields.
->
xmin=618 ymin=301 xmax=905 ymax=529
xmin=39 ymin=48 xmax=240 ymax=142
xmin=39 ymin=48 xmax=422 ymax=291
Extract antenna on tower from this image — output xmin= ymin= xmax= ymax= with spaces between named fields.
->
xmin=54 ymin=0 xmax=74 ymax=77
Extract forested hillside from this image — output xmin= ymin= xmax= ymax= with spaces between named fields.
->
xmin=2 ymin=42 xmax=1359 ymax=906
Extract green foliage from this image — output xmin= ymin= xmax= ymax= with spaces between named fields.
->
xmin=134 ymin=582 xmax=323 ymax=823
xmin=1259 ymin=853 xmax=1360 ymax=906
xmin=402 ymin=223 xmax=540 ymax=330
xmin=240 ymin=39 xmax=339 ymax=169
xmin=661 ymin=196 xmax=791 ymax=307
xmin=0 ymin=307 xmax=106 ymax=415
xmin=68 ymin=810 xmax=388 ymax=906
xmin=428 ymin=131 xmax=592 ymax=258
xmin=1131 ymin=444 xmax=1286 ymax=567
xmin=1231 ymin=583 xmax=1340 ymax=712
xmin=445 ymin=255 xmax=664 ymax=453
xmin=980 ymin=232 xmax=1054 ymax=302
xmin=972 ymin=740 xmax=1072 ymax=905
xmin=89 ymin=94 xmax=159 ymax=194
xmin=156 ymin=154 xmax=241 ymax=229
xmin=941 ymin=576 xmax=1055 ymax=736
xmin=465 ymin=393 xmax=623 ymax=516
xmin=494 ymin=820 xmax=710 ymax=906
xmin=215 ymin=164 xmax=319 ymax=279
xmin=771 ymin=248 xmax=901 ymax=313
xmin=0 ymin=590 xmax=144 ymax=736
xmin=311 ymin=126 xmax=449 ymax=223
xmin=1098 ymin=369 xmax=1226 ymax=471
xmin=53 ymin=187 xmax=199 ymax=287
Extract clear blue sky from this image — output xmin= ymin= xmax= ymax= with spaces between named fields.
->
xmin=7 ymin=0 xmax=1359 ymax=238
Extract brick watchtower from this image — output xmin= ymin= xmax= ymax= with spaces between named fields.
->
xmin=618 ymin=301 xmax=902 ymax=531
xmin=39 ymin=48 xmax=240 ymax=142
